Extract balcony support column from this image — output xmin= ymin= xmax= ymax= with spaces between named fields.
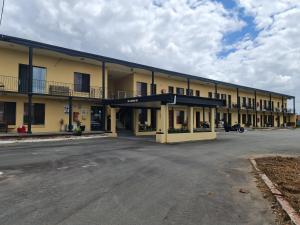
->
xmin=281 ymin=96 xmax=284 ymax=113
xmin=68 ymin=96 xmax=73 ymax=132
xmin=187 ymin=78 xmax=190 ymax=96
xmin=27 ymin=47 xmax=33 ymax=134
xmin=215 ymin=83 xmax=218 ymax=127
xmin=210 ymin=108 xmax=215 ymax=133
xmin=102 ymin=61 xmax=106 ymax=99
xmin=188 ymin=107 xmax=194 ymax=133
xmin=269 ymin=94 xmax=272 ymax=111
xmin=151 ymin=71 xmax=155 ymax=95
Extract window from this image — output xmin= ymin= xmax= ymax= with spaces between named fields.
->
xmin=260 ymin=99 xmax=263 ymax=109
xmin=208 ymin=92 xmax=213 ymax=98
xmin=74 ymin=72 xmax=90 ymax=93
xmin=168 ymin=86 xmax=174 ymax=94
xmin=186 ymin=89 xmax=193 ymax=96
xmin=228 ymin=95 xmax=232 ymax=107
xmin=0 ymin=102 xmax=16 ymax=125
xmin=195 ymin=90 xmax=200 ymax=97
xmin=242 ymin=97 xmax=246 ymax=106
xmin=33 ymin=67 xmax=47 ymax=94
xmin=19 ymin=64 xmax=47 ymax=94
xmin=24 ymin=103 xmax=45 ymax=125
xmin=151 ymin=84 xmax=157 ymax=95
xmin=264 ymin=100 xmax=267 ymax=109
xmin=221 ymin=94 xmax=226 ymax=100
xmin=176 ymin=87 xmax=184 ymax=95
xmin=248 ymin=98 xmax=251 ymax=107
xmin=215 ymin=93 xmax=220 ymax=99
xmin=176 ymin=111 xmax=184 ymax=124
xmin=277 ymin=102 xmax=280 ymax=108
xmin=136 ymin=82 xmax=147 ymax=96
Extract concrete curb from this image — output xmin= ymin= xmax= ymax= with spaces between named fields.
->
xmin=0 ymin=135 xmax=108 ymax=145
xmin=250 ymin=158 xmax=300 ymax=225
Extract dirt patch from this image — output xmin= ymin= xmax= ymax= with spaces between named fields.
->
xmin=254 ymin=171 xmax=293 ymax=225
xmin=256 ymin=156 xmax=300 ymax=213
xmin=253 ymin=156 xmax=300 ymax=224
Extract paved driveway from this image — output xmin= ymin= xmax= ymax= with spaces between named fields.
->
xmin=0 ymin=130 xmax=299 ymax=225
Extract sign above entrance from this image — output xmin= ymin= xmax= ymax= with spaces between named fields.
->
xmin=127 ymin=99 xmax=139 ymax=103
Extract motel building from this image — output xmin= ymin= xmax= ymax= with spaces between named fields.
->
xmin=0 ymin=35 xmax=297 ymax=143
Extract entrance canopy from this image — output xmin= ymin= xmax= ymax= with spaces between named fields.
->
xmin=103 ymin=94 xmax=225 ymax=108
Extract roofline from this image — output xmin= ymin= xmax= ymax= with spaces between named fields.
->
xmin=0 ymin=34 xmax=294 ymax=99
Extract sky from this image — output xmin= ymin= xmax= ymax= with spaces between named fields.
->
xmin=0 ymin=0 xmax=299 ymax=112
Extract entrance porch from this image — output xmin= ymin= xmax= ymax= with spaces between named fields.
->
xmin=104 ymin=94 xmax=224 ymax=143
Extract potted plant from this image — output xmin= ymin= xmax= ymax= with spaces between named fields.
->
xmin=73 ymin=121 xmax=83 ymax=136
xmin=73 ymin=126 xmax=82 ymax=136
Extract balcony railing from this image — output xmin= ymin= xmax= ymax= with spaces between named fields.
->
xmin=0 ymin=75 xmax=103 ymax=99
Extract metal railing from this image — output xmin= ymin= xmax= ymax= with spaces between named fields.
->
xmin=0 ymin=75 xmax=19 ymax=92
xmin=0 ymin=75 xmax=103 ymax=99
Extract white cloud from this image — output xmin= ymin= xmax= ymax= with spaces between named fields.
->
xmin=0 ymin=0 xmax=299 ymax=111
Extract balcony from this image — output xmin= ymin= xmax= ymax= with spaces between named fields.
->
xmin=0 ymin=75 xmax=103 ymax=99
xmin=283 ymin=108 xmax=293 ymax=113
xmin=232 ymin=103 xmax=239 ymax=109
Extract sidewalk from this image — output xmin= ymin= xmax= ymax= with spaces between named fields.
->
xmin=0 ymin=131 xmax=106 ymax=144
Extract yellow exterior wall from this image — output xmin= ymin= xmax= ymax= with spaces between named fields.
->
xmin=0 ymin=94 xmax=99 ymax=133
xmin=0 ymin=47 xmax=106 ymax=88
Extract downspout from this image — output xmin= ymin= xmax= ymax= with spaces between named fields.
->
xmin=168 ymin=94 xmax=177 ymax=105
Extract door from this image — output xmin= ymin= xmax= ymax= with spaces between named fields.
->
xmin=151 ymin=109 xmax=157 ymax=129
xmin=18 ymin=64 xmax=29 ymax=93
xmin=90 ymin=106 xmax=103 ymax=131
xmin=228 ymin=95 xmax=231 ymax=108
xmin=196 ymin=111 xmax=200 ymax=128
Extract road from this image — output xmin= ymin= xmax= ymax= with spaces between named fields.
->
xmin=0 ymin=129 xmax=299 ymax=225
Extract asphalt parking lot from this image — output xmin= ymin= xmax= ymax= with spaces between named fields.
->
xmin=0 ymin=129 xmax=299 ymax=225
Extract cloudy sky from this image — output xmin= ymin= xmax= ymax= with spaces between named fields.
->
xmin=0 ymin=0 xmax=299 ymax=111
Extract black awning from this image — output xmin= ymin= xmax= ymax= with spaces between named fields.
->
xmin=103 ymin=94 xmax=225 ymax=108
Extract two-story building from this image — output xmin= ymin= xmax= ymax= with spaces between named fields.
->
xmin=0 ymin=34 xmax=296 ymax=143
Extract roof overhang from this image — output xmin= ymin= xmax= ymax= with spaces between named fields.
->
xmin=0 ymin=34 xmax=295 ymax=99
xmin=103 ymin=94 xmax=225 ymax=109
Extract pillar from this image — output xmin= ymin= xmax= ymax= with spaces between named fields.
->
xmin=110 ymin=107 xmax=116 ymax=134
xmin=210 ymin=108 xmax=215 ymax=132
xmin=156 ymin=109 xmax=161 ymax=132
xmin=102 ymin=61 xmax=106 ymax=99
xmin=151 ymin=71 xmax=155 ymax=95
xmin=133 ymin=109 xmax=139 ymax=134
xmin=160 ymin=104 xmax=168 ymax=142
xmin=188 ymin=107 xmax=194 ymax=133
xmin=27 ymin=47 xmax=33 ymax=134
